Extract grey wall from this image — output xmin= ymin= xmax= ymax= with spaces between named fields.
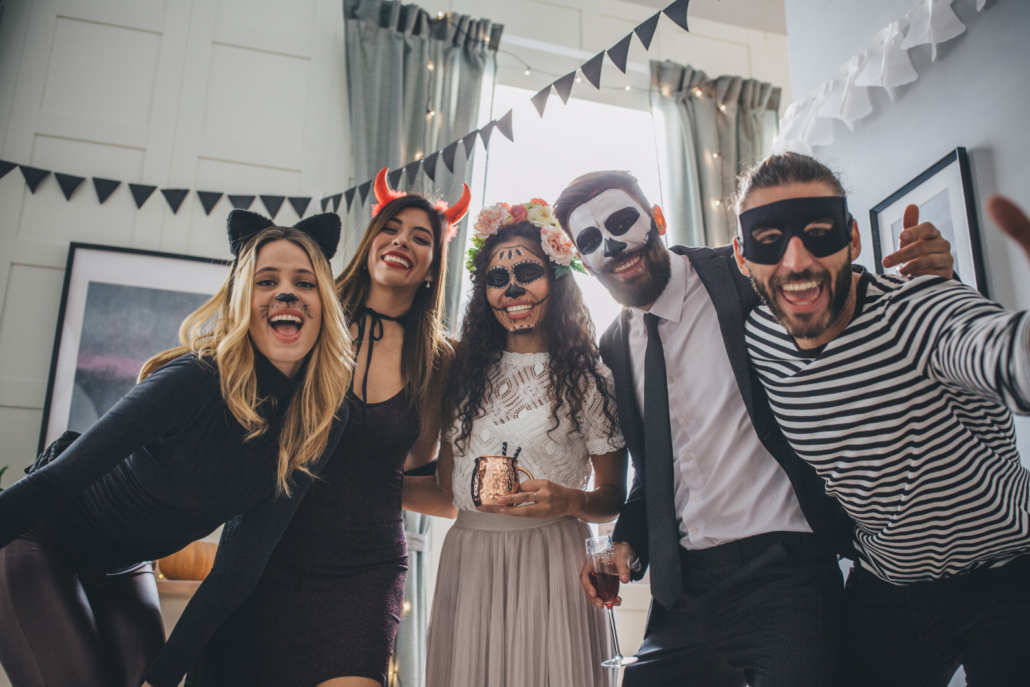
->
xmin=784 ymin=0 xmax=1030 ymax=462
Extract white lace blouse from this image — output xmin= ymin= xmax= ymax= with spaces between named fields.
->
xmin=449 ymin=351 xmax=625 ymax=512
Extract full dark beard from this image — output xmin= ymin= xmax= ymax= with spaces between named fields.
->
xmin=595 ymin=230 xmax=672 ymax=309
xmin=750 ymin=254 xmax=853 ymax=340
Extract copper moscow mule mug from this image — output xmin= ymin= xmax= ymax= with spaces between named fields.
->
xmin=471 ymin=455 xmax=535 ymax=507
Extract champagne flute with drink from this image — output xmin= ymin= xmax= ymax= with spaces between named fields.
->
xmin=585 ymin=535 xmax=637 ymax=667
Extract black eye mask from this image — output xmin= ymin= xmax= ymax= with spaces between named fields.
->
xmin=739 ymin=196 xmax=853 ymax=265
xmin=486 ymin=261 xmax=547 ymax=289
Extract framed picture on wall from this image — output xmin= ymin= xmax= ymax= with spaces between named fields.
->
xmin=869 ymin=147 xmax=987 ymax=295
xmin=38 ymin=243 xmax=232 ymax=453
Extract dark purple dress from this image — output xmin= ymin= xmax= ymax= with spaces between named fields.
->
xmin=252 ymin=389 xmax=419 ymax=686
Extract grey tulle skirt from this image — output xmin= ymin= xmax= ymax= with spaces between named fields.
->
xmin=425 ymin=511 xmax=615 ymax=687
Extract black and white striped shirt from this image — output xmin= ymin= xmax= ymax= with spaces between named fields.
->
xmin=745 ymin=272 xmax=1030 ymax=583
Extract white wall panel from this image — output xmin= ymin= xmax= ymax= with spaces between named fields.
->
xmin=41 ymin=17 xmax=162 ymax=128
xmin=17 ymin=135 xmax=143 ymax=245
xmin=202 ymin=44 xmax=311 ymax=153
xmin=657 ymin=24 xmax=751 ymax=78
xmin=0 ymin=264 xmax=65 ymax=389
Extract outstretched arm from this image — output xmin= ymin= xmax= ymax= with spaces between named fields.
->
xmin=928 ymin=195 xmax=1030 ymax=412
xmin=0 ymin=356 xmax=205 ymax=548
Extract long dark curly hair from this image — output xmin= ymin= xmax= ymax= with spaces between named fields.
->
xmin=449 ymin=221 xmax=619 ymax=454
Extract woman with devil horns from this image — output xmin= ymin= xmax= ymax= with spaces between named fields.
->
xmin=190 ymin=170 xmax=470 ymax=687
xmin=0 ymin=212 xmax=352 ymax=687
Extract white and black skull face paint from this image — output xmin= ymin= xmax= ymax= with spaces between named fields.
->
xmin=567 ymin=189 xmax=652 ymax=273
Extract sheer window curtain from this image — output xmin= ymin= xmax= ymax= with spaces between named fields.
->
xmin=341 ymin=3 xmax=500 ymax=686
xmin=342 ymin=0 xmax=500 ymax=327
xmin=650 ymin=60 xmax=781 ymax=248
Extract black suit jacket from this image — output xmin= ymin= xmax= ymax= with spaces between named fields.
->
xmin=604 ymin=245 xmax=856 ymax=580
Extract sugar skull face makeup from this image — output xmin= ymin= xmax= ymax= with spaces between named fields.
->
xmin=486 ymin=237 xmax=550 ymax=332
xmin=567 ymin=189 xmax=653 ymax=273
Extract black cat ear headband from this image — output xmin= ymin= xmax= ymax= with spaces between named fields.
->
xmin=226 ymin=209 xmax=341 ymax=263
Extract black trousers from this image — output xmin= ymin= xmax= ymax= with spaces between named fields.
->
xmin=836 ymin=555 xmax=1030 ymax=687
xmin=0 ymin=528 xmax=166 ymax=687
xmin=623 ymin=531 xmax=843 ymax=687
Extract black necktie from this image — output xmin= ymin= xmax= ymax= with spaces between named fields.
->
xmin=643 ymin=312 xmax=684 ymax=608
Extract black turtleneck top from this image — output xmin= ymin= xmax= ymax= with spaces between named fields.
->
xmin=0 ymin=351 xmax=348 ymax=687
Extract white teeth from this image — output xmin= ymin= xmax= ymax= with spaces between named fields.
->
xmin=506 ymin=304 xmax=533 ymax=314
xmin=383 ymin=254 xmax=412 ymax=268
xmin=781 ymin=281 xmax=820 ymax=292
xmin=612 ymin=255 xmax=641 ymax=273
xmin=270 ymin=314 xmax=302 ymax=324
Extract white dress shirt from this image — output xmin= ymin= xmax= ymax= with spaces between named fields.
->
xmin=627 ymin=251 xmax=811 ymax=549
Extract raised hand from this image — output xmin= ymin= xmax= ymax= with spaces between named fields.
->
xmin=987 ymin=195 xmax=1030 ymax=264
xmin=882 ymin=204 xmax=955 ymax=278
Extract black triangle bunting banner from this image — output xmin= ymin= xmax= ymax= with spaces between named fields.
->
xmin=635 ymin=12 xmax=660 ymax=50
xmin=405 ymin=161 xmax=421 ymax=186
xmin=329 ymin=192 xmax=343 ymax=212
xmin=288 ymin=196 xmax=311 ymax=218
xmin=162 ymin=189 xmax=188 ymax=214
xmin=553 ymin=72 xmax=576 ymax=105
xmin=344 ymin=188 xmax=357 ymax=211
xmin=358 ymin=181 xmax=372 ymax=205
xmin=387 ymin=168 xmax=404 ymax=189
xmin=497 ymin=110 xmax=514 ymax=142
xmin=0 ymin=160 xmax=17 ymax=181
xmin=93 ymin=177 xmax=120 ymax=204
xmin=129 ymin=183 xmax=156 ymax=208
xmin=531 ymin=85 xmax=551 ymax=118
xmin=229 ymin=195 xmax=254 ymax=210
xmin=261 ymin=195 xmax=284 ymax=218
xmin=55 ymin=173 xmax=85 ymax=201
xmin=462 ymin=131 xmax=479 ymax=159
xmin=197 ymin=191 xmax=223 ymax=215
xmin=479 ymin=121 xmax=497 ymax=148
xmin=664 ymin=0 xmax=690 ymax=32
xmin=441 ymin=141 xmax=460 ymax=173
xmin=581 ymin=52 xmax=605 ymax=90
xmin=20 ymin=166 xmax=50 ymax=194
xmin=321 ymin=196 xmax=331 ymax=212
xmin=608 ymin=34 xmax=632 ymax=74
xmin=423 ymin=152 xmax=440 ymax=181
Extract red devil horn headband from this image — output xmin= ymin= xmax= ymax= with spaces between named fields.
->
xmin=371 ymin=166 xmax=471 ymax=243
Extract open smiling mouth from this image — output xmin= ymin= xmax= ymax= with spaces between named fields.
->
xmin=778 ymin=280 xmax=825 ymax=310
xmin=495 ymin=299 xmax=542 ymax=330
xmin=382 ymin=251 xmax=413 ymax=270
xmin=603 ymin=252 xmax=644 ymax=280
xmin=268 ymin=309 xmax=305 ymax=342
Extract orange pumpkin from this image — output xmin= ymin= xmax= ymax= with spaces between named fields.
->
xmin=157 ymin=541 xmax=217 ymax=581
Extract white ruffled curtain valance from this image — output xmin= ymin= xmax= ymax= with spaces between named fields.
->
xmin=774 ymin=0 xmax=982 ymax=154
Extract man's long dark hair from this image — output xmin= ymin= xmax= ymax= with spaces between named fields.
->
xmin=448 ymin=221 xmax=619 ymax=454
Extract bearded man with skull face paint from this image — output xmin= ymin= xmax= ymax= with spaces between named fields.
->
xmin=554 ymin=168 xmax=956 ymax=687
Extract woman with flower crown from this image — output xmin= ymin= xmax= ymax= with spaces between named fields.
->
xmin=408 ymin=199 xmax=628 ymax=686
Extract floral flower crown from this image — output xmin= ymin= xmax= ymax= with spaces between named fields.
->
xmin=467 ymin=199 xmax=586 ymax=279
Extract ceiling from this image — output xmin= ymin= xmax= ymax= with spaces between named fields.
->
xmin=621 ymin=0 xmax=787 ymax=35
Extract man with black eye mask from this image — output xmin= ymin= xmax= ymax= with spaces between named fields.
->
xmin=555 ymin=164 xmax=956 ymax=687
xmin=736 ymin=156 xmax=1030 ymax=687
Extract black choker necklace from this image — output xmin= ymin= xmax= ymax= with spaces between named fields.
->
xmin=351 ymin=306 xmax=410 ymax=416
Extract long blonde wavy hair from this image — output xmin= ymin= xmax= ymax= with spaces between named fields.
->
xmin=139 ymin=227 xmax=352 ymax=495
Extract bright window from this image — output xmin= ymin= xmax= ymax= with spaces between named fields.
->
xmin=461 ymin=84 xmax=662 ymax=335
